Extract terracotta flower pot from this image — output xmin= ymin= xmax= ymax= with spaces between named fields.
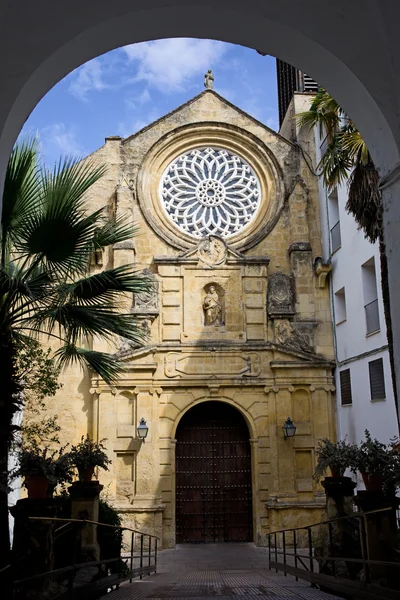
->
xmin=361 ymin=471 xmax=383 ymax=491
xmin=78 ymin=466 xmax=95 ymax=482
xmin=25 ymin=475 xmax=50 ymax=499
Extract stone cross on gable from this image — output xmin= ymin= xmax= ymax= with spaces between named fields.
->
xmin=204 ymin=69 xmax=214 ymax=90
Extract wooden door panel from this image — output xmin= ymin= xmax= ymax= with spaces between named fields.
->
xmin=176 ymin=401 xmax=253 ymax=543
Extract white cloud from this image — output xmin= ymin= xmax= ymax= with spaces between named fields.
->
xmin=122 ymin=39 xmax=228 ymax=93
xmin=69 ymin=58 xmax=112 ymax=101
xmin=41 ymin=123 xmax=87 ymax=160
xmin=124 ymin=87 xmax=151 ymax=110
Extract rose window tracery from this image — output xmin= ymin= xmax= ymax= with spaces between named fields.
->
xmin=159 ymin=147 xmax=262 ymax=239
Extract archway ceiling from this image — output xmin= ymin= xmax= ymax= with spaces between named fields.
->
xmin=1 ymin=0 xmax=400 ymax=187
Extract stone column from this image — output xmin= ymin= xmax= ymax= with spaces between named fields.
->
xmin=69 ymin=481 xmax=103 ymax=561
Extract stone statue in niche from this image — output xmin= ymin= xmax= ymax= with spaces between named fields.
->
xmin=267 ymin=272 xmax=295 ymax=318
xmin=203 ymin=285 xmax=223 ymax=326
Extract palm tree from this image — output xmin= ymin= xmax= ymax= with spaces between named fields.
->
xmin=296 ymin=89 xmax=397 ymax=420
xmin=0 ymin=139 xmax=151 ymax=565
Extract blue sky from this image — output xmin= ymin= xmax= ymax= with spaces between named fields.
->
xmin=23 ymin=39 xmax=279 ymax=167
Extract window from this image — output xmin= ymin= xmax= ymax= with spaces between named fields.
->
xmin=368 ymin=358 xmax=386 ymax=401
xmin=362 ymin=258 xmax=380 ymax=334
xmin=339 ymin=369 xmax=352 ymax=405
xmin=328 ymin=189 xmax=341 ymax=252
xmin=334 ymin=287 xmax=346 ymax=324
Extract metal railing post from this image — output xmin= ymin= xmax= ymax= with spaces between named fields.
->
xmin=130 ymin=531 xmax=134 ymax=583
xmin=274 ymin=532 xmax=278 ymax=573
xmin=293 ymin=529 xmax=298 ymax=582
xmin=140 ymin=534 xmax=144 ymax=580
xmin=359 ymin=515 xmax=370 ymax=585
xmin=148 ymin=535 xmax=152 ymax=575
xmin=307 ymin=528 xmax=314 ymax=575
xmin=282 ymin=531 xmax=287 ymax=576
xmin=268 ymin=534 xmax=271 ymax=570
xmin=155 ymin=538 xmax=158 ymax=574
xmin=328 ymin=521 xmax=335 ymax=577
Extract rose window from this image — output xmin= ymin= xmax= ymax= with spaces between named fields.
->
xmin=159 ymin=147 xmax=262 ymax=238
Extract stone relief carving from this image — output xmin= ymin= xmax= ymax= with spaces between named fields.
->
xmin=267 ymin=272 xmax=295 ymax=318
xmin=203 ymin=284 xmax=224 ymax=326
xmin=275 ymin=320 xmax=312 ymax=353
xmin=197 ymin=235 xmax=228 ymax=267
xmin=132 ymin=269 xmax=159 ymax=313
xmin=165 ymin=351 xmax=261 ymax=378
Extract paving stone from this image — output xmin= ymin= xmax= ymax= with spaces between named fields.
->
xmin=99 ymin=544 xmax=342 ymax=600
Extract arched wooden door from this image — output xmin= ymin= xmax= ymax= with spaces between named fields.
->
xmin=176 ymin=401 xmax=253 ymax=543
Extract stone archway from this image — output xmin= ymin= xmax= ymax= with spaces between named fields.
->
xmin=2 ymin=3 xmax=400 ymax=415
xmin=175 ymin=401 xmax=253 ymax=543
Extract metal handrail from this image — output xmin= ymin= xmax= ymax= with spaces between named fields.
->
xmin=27 ymin=515 xmax=160 ymax=538
xmin=8 ymin=515 xmax=159 ymax=598
xmin=267 ymin=507 xmax=400 ymax=599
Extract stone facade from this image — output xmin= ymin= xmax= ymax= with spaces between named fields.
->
xmin=49 ymin=90 xmax=336 ymax=547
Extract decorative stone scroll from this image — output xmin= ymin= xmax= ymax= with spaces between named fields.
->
xmin=267 ymin=272 xmax=295 ymax=318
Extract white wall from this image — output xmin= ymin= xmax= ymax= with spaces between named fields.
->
xmin=313 ymin=121 xmax=399 ymax=465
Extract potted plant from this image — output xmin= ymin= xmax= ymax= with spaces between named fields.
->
xmin=313 ymin=438 xmax=359 ymax=481
xmin=355 ymin=430 xmax=397 ymax=493
xmin=14 ymin=443 xmax=58 ymax=499
xmin=69 ymin=435 xmax=111 ymax=482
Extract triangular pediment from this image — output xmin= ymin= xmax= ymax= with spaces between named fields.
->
xmin=122 ymin=90 xmax=293 ymax=148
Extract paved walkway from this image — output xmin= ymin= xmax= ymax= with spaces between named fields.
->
xmin=101 ymin=544 xmax=342 ymax=600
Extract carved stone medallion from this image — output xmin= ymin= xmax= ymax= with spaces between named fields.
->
xmin=267 ymin=272 xmax=295 ymax=318
xmin=197 ymin=235 xmax=227 ymax=267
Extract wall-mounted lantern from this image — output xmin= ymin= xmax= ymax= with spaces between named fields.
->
xmin=283 ymin=417 xmax=296 ymax=439
xmin=137 ymin=418 xmax=149 ymax=442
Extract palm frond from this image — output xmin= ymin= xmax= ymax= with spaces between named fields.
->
xmin=338 ymin=129 xmax=370 ymax=166
xmin=346 ymin=163 xmax=381 ymax=243
xmin=93 ymin=214 xmax=138 ymax=249
xmin=317 ymin=137 xmax=353 ymax=188
xmin=1 ymin=137 xmax=41 ymax=263
xmin=69 ymin=265 xmax=154 ymax=304
xmin=27 ymin=304 xmax=147 ymax=346
xmin=295 ymin=89 xmax=343 ymax=138
xmin=54 ymin=344 xmax=125 ymax=384
xmin=15 ymin=169 xmax=107 ymax=276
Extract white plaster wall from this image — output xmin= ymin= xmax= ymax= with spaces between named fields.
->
xmin=313 ymin=123 xmax=399 ymax=462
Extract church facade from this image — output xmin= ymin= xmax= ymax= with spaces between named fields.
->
xmin=53 ymin=89 xmax=336 ymax=547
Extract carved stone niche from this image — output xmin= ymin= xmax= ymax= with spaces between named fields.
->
xmin=267 ymin=272 xmax=295 ymax=319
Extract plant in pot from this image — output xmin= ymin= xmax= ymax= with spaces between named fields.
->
xmin=313 ymin=438 xmax=359 ymax=481
xmin=13 ymin=442 xmax=58 ymax=499
xmin=69 ymin=435 xmax=111 ymax=482
xmin=355 ymin=430 xmax=398 ymax=493
xmin=46 ymin=445 xmax=74 ymax=497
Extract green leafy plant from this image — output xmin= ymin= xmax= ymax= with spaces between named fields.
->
xmin=13 ymin=441 xmax=72 ymax=487
xmin=355 ymin=430 xmax=399 ymax=493
xmin=313 ymin=438 xmax=359 ymax=481
xmin=69 ymin=435 xmax=111 ymax=477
